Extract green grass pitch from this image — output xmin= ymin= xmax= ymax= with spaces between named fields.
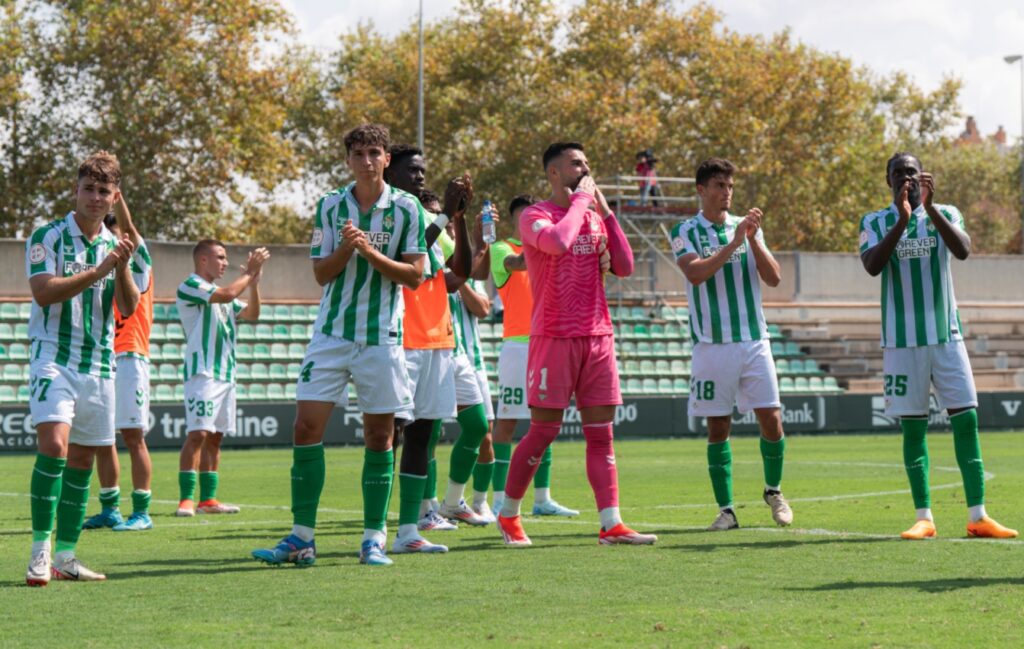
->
xmin=0 ymin=433 xmax=1022 ymax=648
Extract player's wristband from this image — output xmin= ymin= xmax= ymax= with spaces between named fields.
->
xmin=431 ymin=213 xmax=450 ymax=230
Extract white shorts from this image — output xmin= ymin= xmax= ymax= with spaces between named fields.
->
xmin=453 ymin=353 xmax=484 ymax=408
xmin=295 ymin=332 xmax=413 ymax=415
xmin=29 ymin=360 xmax=115 ymax=446
xmin=397 ymin=348 xmax=457 ymax=422
xmin=688 ymin=339 xmax=781 ymax=417
xmin=184 ymin=375 xmax=236 ymax=435
xmin=496 ymin=340 xmax=529 ymax=420
xmin=115 ymin=354 xmax=151 ymax=432
xmin=476 ymin=367 xmax=494 ymax=421
xmin=883 ymin=341 xmax=977 ymax=416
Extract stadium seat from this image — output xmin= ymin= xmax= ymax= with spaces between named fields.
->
xmin=270 ymin=343 xmax=288 ymax=360
xmin=809 ymin=376 xmax=824 ymax=392
xmin=166 ymin=323 xmax=184 ymax=341
xmin=775 ymin=358 xmax=790 ymax=375
xmin=640 ymin=359 xmax=656 ymax=375
xmin=254 ymin=324 xmax=273 ymax=340
xmin=779 ymin=376 xmax=795 ymax=392
xmin=0 ymin=324 xmax=13 ymax=342
xmin=162 ymin=343 xmax=181 ymax=360
xmin=289 ymin=324 xmax=308 ymax=341
xmin=0 ymin=385 xmax=17 ymax=402
xmin=236 ymin=363 xmax=251 ymax=380
xmin=623 ymin=360 xmax=640 ymax=375
xmin=650 ymin=323 xmax=666 ymax=339
xmin=14 ymin=323 xmax=28 ymax=339
xmin=17 ymin=384 xmax=30 ymax=402
xmin=150 ymin=323 xmax=165 ymax=341
xmin=9 ymin=343 xmax=28 ymax=360
xmin=492 ymin=322 xmax=503 ymax=338
xmin=642 ymin=378 xmax=658 ymax=394
xmin=480 ymin=341 xmax=495 ymax=357
xmin=637 ymin=341 xmax=652 ymax=356
xmin=624 ymin=378 xmax=642 ymax=395
xmin=174 ymin=384 xmax=184 ymax=400
xmin=667 ymin=341 xmax=683 ymax=357
xmin=249 ymin=384 xmax=267 ymax=400
xmin=253 ymin=343 xmax=271 ymax=360
xmin=152 ymin=303 xmax=167 ymax=321
xmin=274 ymin=305 xmax=291 ymax=321
xmin=789 ymin=359 xmax=805 ymax=374
xmin=785 ymin=341 xmax=801 ymax=356
xmin=285 ymin=383 xmax=297 ymax=399
xmin=288 ymin=343 xmax=305 ymax=359
xmin=272 ymin=324 xmax=290 ymax=340
xmin=658 ymin=378 xmax=673 ymax=394
xmin=673 ymin=377 xmax=689 ymax=394
xmin=630 ymin=306 xmax=647 ymax=321
xmin=306 ymin=304 xmax=319 ymax=320
xmin=166 ymin=304 xmax=179 ymax=321
xmin=154 ymin=384 xmax=174 ymax=402
xmin=266 ymin=383 xmax=285 ymax=400
xmin=619 ymin=341 xmax=636 ymax=356
xmin=250 ymin=363 xmax=269 ymax=380
xmin=4 ymin=363 xmax=23 ymax=381
xmin=236 ymin=383 xmax=248 ymax=400
xmin=767 ymin=324 xmax=782 ymax=338
xmin=478 ymin=323 xmax=493 ymax=338
xmin=269 ymin=363 xmax=288 ymax=380
xmin=655 ymin=360 xmax=671 ymax=376
xmin=824 ymin=376 xmax=841 ymax=392
xmin=632 ymin=324 xmax=650 ymax=339
xmin=236 ymin=343 xmax=253 ymax=360
xmin=665 ymin=322 xmax=682 ymax=339
xmin=670 ymin=359 xmax=688 ymax=375
xmin=771 ymin=341 xmax=785 ymax=357
xmin=148 ymin=343 xmax=162 ymax=360
xmin=287 ymin=363 xmax=301 ymax=379
xmin=0 ymin=343 xmax=7 ymax=360
xmin=804 ymin=359 xmax=821 ymax=374
xmin=0 ymin=303 xmax=18 ymax=320
xmin=238 ymin=323 xmax=255 ymax=339
xmin=18 ymin=302 xmax=32 ymax=319
xmin=794 ymin=376 xmax=810 ymax=392
xmin=159 ymin=363 xmax=179 ymax=381
xmin=290 ymin=304 xmax=309 ymax=321
xmin=652 ymin=341 xmax=668 ymax=356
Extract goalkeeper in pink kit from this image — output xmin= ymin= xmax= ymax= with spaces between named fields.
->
xmin=496 ymin=142 xmax=657 ymax=546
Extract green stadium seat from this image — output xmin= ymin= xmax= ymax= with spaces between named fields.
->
xmin=665 ymin=322 xmax=682 ymax=339
xmin=158 ymin=364 xmax=179 ymax=381
xmin=238 ymin=323 xmax=255 ymax=339
xmin=641 ymin=378 xmax=658 ymax=394
xmin=809 ymin=376 xmax=824 ymax=392
xmin=152 ymin=303 xmax=167 ymax=321
xmin=632 ymin=324 xmax=650 ymax=339
xmin=285 ymin=383 xmax=297 ymax=399
xmin=272 ymin=324 xmax=290 ymax=340
xmin=236 ymin=343 xmax=253 ymax=360
xmin=306 ymin=304 xmax=319 ymax=319
xmin=250 ymin=363 xmax=269 ymax=380
xmin=9 ymin=343 xmax=28 ymax=360
xmin=166 ymin=324 xmax=184 ymax=341
xmin=636 ymin=341 xmax=652 ymax=356
xmin=150 ymin=323 xmax=165 ymax=341
xmin=624 ymin=378 xmax=642 ymax=395
xmin=650 ymin=323 xmax=666 ymax=339
xmin=237 ymin=363 xmax=252 ymax=380
xmin=148 ymin=343 xmax=162 ymax=360
xmin=776 ymin=358 xmax=790 ymax=375
xmin=655 ymin=360 xmax=671 ymax=376
xmin=804 ymin=359 xmax=821 ymax=375
xmin=652 ymin=341 xmax=668 ymax=356
xmin=253 ymin=343 xmax=271 ymax=360
xmin=492 ymin=322 xmax=504 ymax=338
xmin=4 ymin=363 xmax=23 ymax=381
xmin=666 ymin=341 xmax=683 ymax=357
xmin=0 ymin=385 xmax=17 ymax=402
xmin=618 ymin=341 xmax=636 ymax=356
xmin=17 ymin=384 xmax=30 ymax=402
xmin=266 ymin=383 xmax=285 ymax=400
xmin=253 ymin=324 xmax=272 ymax=340
xmin=0 ymin=324 xmax=13 ymax=342
xmin=1 ymin=303 xmax=19 ymax=320
xmin=794 ymin=377 xmax=809 ymax=392
xmin=166 ymin=304 xmax=180 ymax=321
xmin=291 ymin=305 xmax=310 ymax=321
xmin=274 ymin=305 xmax=292 ymax=321
xmin=287 ymin=363 xmax=301 ymax=379
xmin=270 ymin=343 xmax=288 ymax=360
xmin=767 ymin=324 xmax=782 ymax=339
xmin=162 ymin=343 xmax=181 ymax=360
xmin=236 ymin=384 xmax=248 ymax=400
xmin=174 ymin=384 xmax=184 ymax=400
xmin=771 ymin=341 xmax=785 ymax=357
xmin=289 ymin=324 xmax=308 ymax=341
xmin=269 ymin=363 xmax=288 ymax=380
xmin=670 ymin=359 xmax=688 ymax=375
xmin=478 ymin=323 xmax=493 ymax=339
xmin=19 ymin=302 xmax=32 ymax=319
xmin=779 ymin=377 xmax=794 ymax=392
xmin=657 ymin=378 xmax=673 ymax=394
xmin=249 ymin=384 xmax=267 ymax=400
xmin=630 ymin=306 xmax=647 ymax=321
xmin=623 ymin=360 xmax=640 ymax=375
xmin=824 ymin=376 xmax=840 ymax=392
xmin=0 ymin=343 xmax=7 ymax=360
xmin=154 ymin=384 xmax=174 ymax=402
xmin=288 ymin=343 xmax=305 ymax=360
xmin=639 ymin=359 xmax=655 ymax=374
xmin=673 ymin=377 xmax=689 ymax=394
xmin=484 ymin=361 xmax=496 ymax=376
xmin=14 ymin=323 xmax=28 ymax=339
xmin=785 ymin=341 xmax=801 ymax=356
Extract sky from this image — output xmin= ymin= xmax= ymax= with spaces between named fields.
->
xmin=282 ymin=0 xmax=1024 ymax=141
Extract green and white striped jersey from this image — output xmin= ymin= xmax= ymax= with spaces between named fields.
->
xmin=25 ymin=212 xmax=149 ymax=378
xmin=669 ymin=212 xmax=768 ymax=344
xmin=859 ymin=203 xmax=964 ymax=348
xmin=176 ymin=273 xmax=245 ymax=382
xmin=309 ymin=183 xmax=427 ymax=346
xmin=449 ymin=279 xmax=487 ymax=370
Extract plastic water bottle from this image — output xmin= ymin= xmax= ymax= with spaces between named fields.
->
xmin=481 ymin=200 xmax=497 ymax=244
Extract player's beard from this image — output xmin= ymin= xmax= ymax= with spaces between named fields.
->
xmin=567 ymin=172 xmax=587 ymax=192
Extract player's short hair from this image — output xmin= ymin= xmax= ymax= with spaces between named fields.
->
xmin=508 ymin=194 xmax=536 ymax=216
xmin=390 ymin=143 xmax=423 ymax=167
xmin=343 ymin=123 xmax=391 ymax=154
xmin=885 ymin=152 xmax=921 ymax=180
xmin=103 ymin=214 xmax=118 ymax=230
xmin=193 ymin=238 xmax=225 ymax=260
xmin=78 ymin=150 xmax=121 ymax=185
xmin=418 ymin=188 xmax=441 ymax=211
xmin=695 ymin=158 xmax=737 ymax=186
xmin=542 ymin=142 xmax=584 ymax=169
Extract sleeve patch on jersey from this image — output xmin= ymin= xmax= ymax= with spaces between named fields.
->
xmin=29 ymin=244 xmax=46 ymax=264
xmin=531 ymin=219 xmax=551 ymax=233
xmin=670 ymin=236 xmax=686 ymax=254
xmin=859 ymin=230 xmax=869 ymax=246
xmin=311 ymin=228 xmax=324 ymax=247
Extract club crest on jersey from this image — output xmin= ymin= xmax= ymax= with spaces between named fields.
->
xmin=310 ymin=228 xmax=324 ymax=247
xmin=383 ymin=214 xmax=394 ymax=230
xmin=29 ymin=244 xmax=47 ymax=264
xmin=670 ymin=236 xmax=686 ymax=254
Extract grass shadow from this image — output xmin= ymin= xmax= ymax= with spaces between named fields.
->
xmin=791 ymin=576 xmax=1024 ymax=593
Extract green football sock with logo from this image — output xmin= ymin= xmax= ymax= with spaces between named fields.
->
xmin=707 ymin=440 xmax=734 ymax=508
xmin=951 ymin=409 xmax=985 ymax=507
xmin=901 ymin=417 xmax=930 ymax=509
xmin=199 ymin=471 xmax=219 ymax=501
xmin=473 ymin=460 xmax=495 ymax=495
xmin=178 ymin=470 xmax=197 ymax=501
xmin=362 ymin=448 xmax=394 ymax=532
xmin=760 ymin=436 xmax=785 ymax=488
xmin=492 ymin=442 xmax=512 ymax=492
xmin=291 ymin=444 xmax=325 ymax=529
xmin=533 ymin=445 xmax=553 ymax=489
xmin=54 ymin=466 xmax=92 ymax=555
xmin=30 ymin=454 xmax=66 ymax=542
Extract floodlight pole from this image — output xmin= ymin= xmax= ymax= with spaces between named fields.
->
xmin=1006 ymin=54 xmax=1024 ymax=254
xmin=417 ymin=0 xmax=425 ymax=153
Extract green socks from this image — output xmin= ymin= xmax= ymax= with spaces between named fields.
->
xmin=199 ymin=471 xmax=219 ymax=502
xmin=362 ymin=448 xmax=394 ymax=532
xmin=99 ymin=487 xmax=120 ymax=511
xmin=707 ymin=440 xmax=734 ymax=508
xmin=179 ymin=470 xmax=197 ymax=501
xmin=424 ymin=421 xmax=442 ymax=501
xmin=30 ymin=454 xmax=66 ymax=542
xmin=399 ymin=473 xmax=427 ymax=526
xmin=901 ymin=417 xmax=931 ymax=509
xmin=534 ymin=445 xmax=553 ymax=488
xmin=54 ymin=466 xmax=92 ymax=555
xmin=449 ymin=404 xmax=489 ymax=484
xmin=492 ymin=442 xmax=512 ymax=491
xmin=291 ymin=444 xmax=326 ymax=529
xmin=951 ymin=409 xmax=985 ymax=507
xmin=131 ymin=489 xmax=152 ymax=515
xmin=760 ymin=437 xmax=785 ymax=488
xmin=474 ymin=460 xmax=495 ymax=494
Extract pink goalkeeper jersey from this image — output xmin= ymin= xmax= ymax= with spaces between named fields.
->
xmin=521 ymin=193 xmax=631 ymax=338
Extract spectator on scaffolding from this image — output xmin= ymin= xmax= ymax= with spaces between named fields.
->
xmin=635 ymin=149 xmax=661 ymax=207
